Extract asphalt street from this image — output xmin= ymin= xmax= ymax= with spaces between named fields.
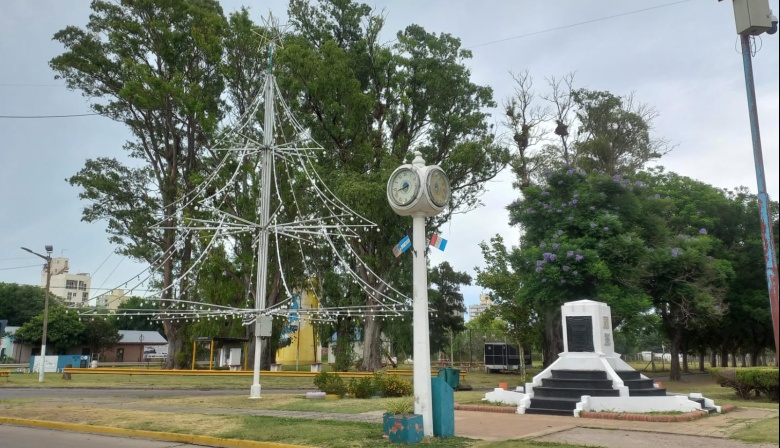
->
xmin=0 ymin=425 xmax=204 ymax=448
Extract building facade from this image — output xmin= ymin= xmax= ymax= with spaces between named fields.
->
xmin=468 ymin=293 xmax=493 ymax=320
xmin=41 ymin=257 xmax=91 ymax=307
xmin=95 ymin=289 xmax=129 ymax=311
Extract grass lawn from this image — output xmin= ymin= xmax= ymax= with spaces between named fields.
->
xmin=731 ymin=417 xmax=779 ymax=445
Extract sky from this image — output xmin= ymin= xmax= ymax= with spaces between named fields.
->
xmin=1 ymin=0 xmax=778 ymax=318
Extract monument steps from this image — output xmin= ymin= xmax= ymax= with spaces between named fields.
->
xmin=688 ymin=396 xmax=718 ymax=413
xmin=615 ymin=370 xmax=667 ymax=396
xmin=526 ymin=369 xmax=619 ymax=416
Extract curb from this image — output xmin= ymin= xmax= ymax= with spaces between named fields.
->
xmin=454 ymin=404 xmax=516 ymax=413
xmin=580 ymin=405 xmax=737 ymax=422
xmin=0 ymin=416 xmax=308 ymax=448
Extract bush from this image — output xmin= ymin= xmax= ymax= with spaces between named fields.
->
xmin=383 ymin=374 xmax=413 ymax=397
xmin=386 ymin=397 xmax=414 ymax=415
xmin=710 ymin=367 xmax=779 ymax=402
xmin=348 ymin=376 xmax=377 ymax=399
xmin=736 ymin=368 xmax=779 ymax=402
xmin=313 ymin=371 xmax=347 ymax=397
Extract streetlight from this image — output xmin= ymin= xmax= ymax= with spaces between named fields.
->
xmin=21 ymin=245 xmax=53 ymax=382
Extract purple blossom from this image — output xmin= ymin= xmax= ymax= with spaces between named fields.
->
xmin=672 ymin=248 xmax=680 ymax=258
xmin=573 ymin=270 xmax=579 ymax=276
xmin=537 ymin=260 xmax=545 ymax=267
xmin=542 ymin=252 xmax=557 ymax=262
xmin=557 ymin=230 xmax=565 ymax=236
xmin=562 ymin=265 xmax=570 ymax=272
xmin=542 ymin=278 xmax=548 ymax=283
xmin=573 ymin=193 xmax=579 ymax=198
xmin=541 ymin=191 xmax=551 ymax=196
xmin=552 ymin=243 xmax=560 ymax=250
xmin=567 ymin=251 xmax=575 ymax=258
xmin=699 ymin=228 xmax=708 ymax=235
xmin=571 ymin=199 xmax=578 ymax=205
xmin=635 ymin=181 xmax=645 ymax=187
xmin=566 ymin=169 xmax=574 ymax=175
xmin=590 ymin=222 xmax=597 ymax=228
xmin=540 ymin=242 xmax=547 ymax=248
xmin=654 ymin=193 xmax=661 ymax=199
xmin=535 ymin=266 xmax=543 ymax=273
xmin=575 ymin=255 xmax=584 ymax=262
xmin=589 ymin=206 xmax=596 ymax=211
xmin=567 ymin=216 xmax=574 ymax=221
xmin=613 ymin=174 xmax=622 ymax=182
xmin=558 ymin=180 xmax=564 ymax=185
xmin=557 ymin=209 xmax=562 ymax=213
xmin=603 ymin=226 xmax=610 ymax=231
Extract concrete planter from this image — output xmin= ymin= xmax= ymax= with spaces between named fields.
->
xmin=270 ymin=364 xmax=282 ymax=371
xmin=385 ymin=413 xmax=424 ymax=444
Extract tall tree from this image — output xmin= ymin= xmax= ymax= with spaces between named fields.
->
xmin=427 ymin=262 xmax=470 ymax=355
xmin=0 ymin=283 xmax=50 ymax=326
xmin=112 ymin=297 xmax=165 ymax=333
xmin=14 ymin=306 xmax=85 ymax=354
xmin=82 ymin=317 xmax=123 ymax=359
xmin=51 ymin=0 xmax=228 ymax=368
xmin=279 ymin=0 xmax=509 ymax=370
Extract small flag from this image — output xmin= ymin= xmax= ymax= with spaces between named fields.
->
xmin=393 ymin=235 xmax=412 ymax=258
xmin=429 ymin=234 xmax=447 ymax=251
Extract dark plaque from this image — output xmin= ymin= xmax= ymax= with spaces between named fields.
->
xmin=566 ymin=316 xmax=594 ymax=352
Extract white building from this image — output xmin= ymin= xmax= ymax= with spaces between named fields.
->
xmin=42 ymin=257 xmax=91 ymax=307
xmin=468 ymin=293 xmax=493 ymax=320
xmin=95 ymin=289 xmax=128 ymax=311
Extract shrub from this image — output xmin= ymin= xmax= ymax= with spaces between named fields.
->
xmin=710 ymin=367 xmax=779 ymax=402
xmin=313 ymin=371 xmax=347 ymax=397
xmin=736 ymin=368 xmax=779 ymax=402
xmin=348 ymin=376 xmax=376 ymax=398
xmin=383 ymin=374 xmax=413 ymax=397
xmin=386 ymin=397 xmax=414 ymax=415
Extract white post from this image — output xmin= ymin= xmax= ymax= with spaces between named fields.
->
xmin=412 ymin=212 xmax=433 ymax=437
xmin=250 ymin=61 xmax=275 ymax=399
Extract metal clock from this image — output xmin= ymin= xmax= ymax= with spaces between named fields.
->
xmin=388 ymin=167 xmax=421 ymax=207
xmin=426 ymin=168 xmax=450 ymax=208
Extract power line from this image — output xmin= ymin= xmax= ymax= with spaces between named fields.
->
xmin=0 ymin=113 xmax=99 ymax=119
xmin=0 ymin=264 xmax=42 ymax=271
xmin=467 ymin=0 xmax=691 ymax=49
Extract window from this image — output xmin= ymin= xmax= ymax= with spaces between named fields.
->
xmin=78 ymin=281 xmax=87 ymax=291
xmin=67 ymin=292 xmax=74 ymax=300
xmin=66 ymin=280 xmax=78 ymax=289
xmin=82 ymin=292 xmax=89 ymax=302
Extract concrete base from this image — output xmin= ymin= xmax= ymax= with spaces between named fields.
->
xmin=249 ymin=384 xmax=261 ymax=399
xmin=573 ymin=395 xmax=702 ymax=417
xmin=483 ymin=388 xmax=528 ymax=407
xmin=525 ymin=351 xmax=636 ymax=399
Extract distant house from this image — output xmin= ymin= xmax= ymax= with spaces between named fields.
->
xmin=0 ymin=327 xmax=167 ymax=363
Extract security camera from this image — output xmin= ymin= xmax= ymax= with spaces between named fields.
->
xmin=768 ymin=10 xmax=778 ymax=35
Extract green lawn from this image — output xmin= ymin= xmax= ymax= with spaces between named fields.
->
xmin=730 ymin=417 xmax=779 ymax=445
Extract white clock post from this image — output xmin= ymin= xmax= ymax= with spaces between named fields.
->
xmin=387 ymin=151 xmax=451 ymax=438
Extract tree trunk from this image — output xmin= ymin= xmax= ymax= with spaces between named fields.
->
xmin=699 ymin=348 xmax=706 ymax=372
xmin=730 ymin=352 xmax=737 ymax=367
xmin=682 ymin=340 xmax=690 ymax=373
xmin=668 ymin=329 xmax=682 ymax=381
xmin=361 ymin=314 xmax=382 ymax=371
xmin=710 ymin=350 xmax=717 ymax=368
xmin=720 ymin=345 xmax=729 ymax=367
xmin=542 ymin=309 xmax=561 ymax=368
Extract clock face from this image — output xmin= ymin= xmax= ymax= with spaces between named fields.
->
xmin=388 ymin=168 xmax=421 ymax=207
xmin=426 ymin=168 xmax=450 ymax=207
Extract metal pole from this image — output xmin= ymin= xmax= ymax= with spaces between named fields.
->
xmin=412 ymin=212 xmax=433 ymax=437
xmin=739 ymin=34 xmax=780 ymax=364
xmin=250 ymin=51 xmax=275 ymax=398
xmin=39 ymin=256 xmax=51 ymax=382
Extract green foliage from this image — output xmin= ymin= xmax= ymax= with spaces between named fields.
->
xmin=313 ymin=371 xmax=347 ymax=397
xmin=348 ymin=376 xmax=377 ymax=399
xmin=111 ymin=297 xmax=164 ymax=333
xmin=14 ymin=306 xmax=85 ymax=353
xmin=386 ymin=397 xmax=414 ymax=415
xmin=382 ymin=374 xmax=413 ymax=397
xmin=82 ymin=317 xmax=122 ymax=356
xmin=428 ymin=262 xmax=470 ymax=354
xmin=0 ymin=283 xmax=50 ymax=326
xmin=711 ymin=368 xmax=779 ymax=402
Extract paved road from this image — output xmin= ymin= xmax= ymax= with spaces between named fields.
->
xmin=0 ymin=425 xmax=203 ymax=448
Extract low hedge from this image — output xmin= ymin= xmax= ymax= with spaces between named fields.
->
xmin=314 ymin=371 xmax=413 ymax=398
xmin=710 ymin=367 xmax=779 ymax=402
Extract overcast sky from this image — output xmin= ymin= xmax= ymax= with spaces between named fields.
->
xmin=1 ymin=0 xmax=778 ymax=317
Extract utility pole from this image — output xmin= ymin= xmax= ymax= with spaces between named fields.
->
xmin=721 ymin=0 xmax=780 ymax=364
xmin=21 ymin=245 xmax=53 ymax=382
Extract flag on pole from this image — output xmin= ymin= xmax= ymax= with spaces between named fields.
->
xmin=393 ymin=235 xmax=412 ymax=258
xmin=429 ymin=234 xmax=447 ymax=251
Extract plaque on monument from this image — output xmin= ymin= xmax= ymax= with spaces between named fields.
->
xmin=566 ymin=316 xmax=594 ymax=352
